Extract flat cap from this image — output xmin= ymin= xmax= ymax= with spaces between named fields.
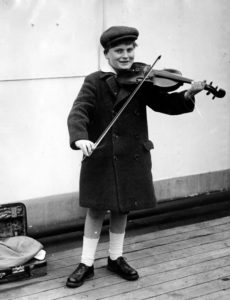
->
xmin=100 ymin=26 xmax=139 ymax=49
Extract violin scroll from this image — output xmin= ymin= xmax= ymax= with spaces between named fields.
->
xmin=205 ymin=81 xmax=226 ymax=99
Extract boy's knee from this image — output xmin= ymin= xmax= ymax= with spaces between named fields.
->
xmin=88 ymin=208 xmax=106 ymax=219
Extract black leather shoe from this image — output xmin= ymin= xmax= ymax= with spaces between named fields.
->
xmin=66 ymin=263 xmax=94 ymax=288
xmin=107 ymin=257 xmax=139 ymax=281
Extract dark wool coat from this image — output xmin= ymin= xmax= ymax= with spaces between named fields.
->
xmin=67 ymin=70 xmax=195 ymax=213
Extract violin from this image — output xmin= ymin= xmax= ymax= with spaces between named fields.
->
xmin=117 ymin=62 xmax=226 ymax=99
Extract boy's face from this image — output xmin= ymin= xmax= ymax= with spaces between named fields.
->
xmin=105 ymin=43 xmax=135 ymax=71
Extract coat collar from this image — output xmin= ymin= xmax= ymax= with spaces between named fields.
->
xmin=100 ymin=64 xmax=117 ymax=74
xmin=100 ymin=65 xmax=131 ymax=108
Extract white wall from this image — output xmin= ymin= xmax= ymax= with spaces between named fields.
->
xmin=0 ymin=0 xmax=102 ymax=79
xmin=0 ymin=78 xmax=83 ymax=202
xmin=0 ymin=0 xmax=229 ymax=205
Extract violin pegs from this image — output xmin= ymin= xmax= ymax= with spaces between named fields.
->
xmin=212 ymin=95 xmax=216 ymax=100
xmin=206 ymin=91 xmax=210 ymax=95
xmin=215 ymin=86 xmax=218 ymax=90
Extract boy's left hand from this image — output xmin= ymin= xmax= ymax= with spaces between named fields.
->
xmin=185 ymin=81 xmax=206 ymax=99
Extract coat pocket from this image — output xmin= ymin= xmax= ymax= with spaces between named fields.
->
xmin=143 ymin=140 xmax=154 ymax=151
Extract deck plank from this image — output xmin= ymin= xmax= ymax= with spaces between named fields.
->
xmin=98 ymin=266 xmax=230 ymax=300
xmin=192 ymin=288 xmax=230 ymax=300
xmin=47 ymin=221 xmax=230 ymax=270
xmin=0 ymin=216 xmax=230 ymax=299
xmin=46 ymin=215 xmax=230 ymax=263
xmin=149 ymin=279 xmax=230 ymax=299
xmin=4 ymin=250 xmax=230 ymax=300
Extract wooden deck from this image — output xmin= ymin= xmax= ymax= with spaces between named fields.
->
xmin=1 ymin=215 xmax=230 ymax=299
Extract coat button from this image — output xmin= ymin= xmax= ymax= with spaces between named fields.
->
xmin=134 ymin=109 xmax=140 ymax=116
xmin=134 ymin=134 xmax=139 ymax=139
xmin=113 ymin=155 xmax=118 ymax=161
xmin=113 ymin=133 xmax=119 ymax=139
xmin=134 ymin=154 xmax=140 ymax=160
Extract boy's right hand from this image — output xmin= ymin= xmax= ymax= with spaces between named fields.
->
xmin=75 ymin=140 xmax=95 ymax=156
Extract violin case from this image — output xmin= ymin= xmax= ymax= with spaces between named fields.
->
xmin=0 ymin=202 xmax=47 ymax=283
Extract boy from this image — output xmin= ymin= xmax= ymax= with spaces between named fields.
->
xmin=67 ymin=26 xmax=205 ymax=288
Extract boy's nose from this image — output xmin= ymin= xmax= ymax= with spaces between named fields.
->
xmin=122 ymin=51 xmax=128 ymax=58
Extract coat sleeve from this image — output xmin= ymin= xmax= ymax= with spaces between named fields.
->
xmin=67 ymin=75 xmax=96 ymax=150
xmin=143 ymin=85 xmax=195 ymax=115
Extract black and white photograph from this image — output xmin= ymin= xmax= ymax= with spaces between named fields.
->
xmin=0 ymin=0 xmax=229 ymax=299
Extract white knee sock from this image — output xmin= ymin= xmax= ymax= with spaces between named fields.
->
xmin=81 ymin=236 xmax=99 ymax=266
xmin=109 ymin=231 xmax=125 ymax=260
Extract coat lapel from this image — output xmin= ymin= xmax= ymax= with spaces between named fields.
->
xmin=114 ymin=87 xmax=131 ymax=108
xmin=105 ymin=75 xmax=119 ymax=99
xmin=102 ymin=72 xmax=132 ymax=109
